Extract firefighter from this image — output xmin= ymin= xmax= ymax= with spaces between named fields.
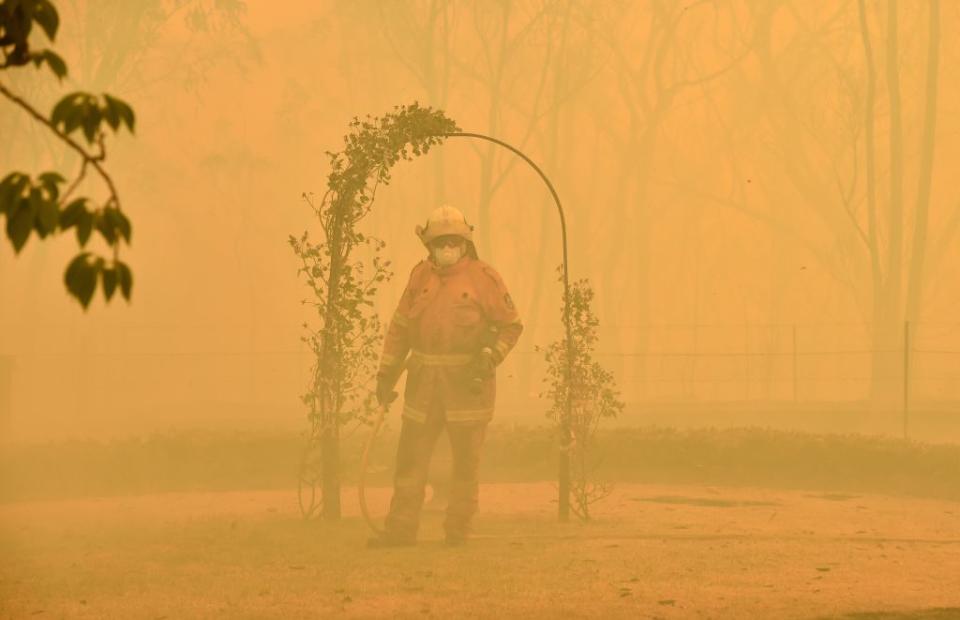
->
xmin=369 ymin=205 xmax=523 ymax=547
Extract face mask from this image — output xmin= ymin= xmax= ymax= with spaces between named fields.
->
xmin=433 ymin=245 xmax=463 ymax=267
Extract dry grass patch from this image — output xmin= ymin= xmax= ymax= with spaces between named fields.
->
xmin=2 ymin=483 xmax=959 ymax=618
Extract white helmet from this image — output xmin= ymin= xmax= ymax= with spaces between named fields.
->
xmin=415 ymin=205 xmax=474 ymax=246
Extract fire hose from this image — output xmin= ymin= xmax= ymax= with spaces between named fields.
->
xmin=359 ymin=358 xmax=406 ymax=535
xmin=358 ymin=392 xmax=394 ymax=535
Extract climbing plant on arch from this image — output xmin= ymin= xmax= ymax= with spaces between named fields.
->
xmin=291 ymin=102 xmax=578 ymax=522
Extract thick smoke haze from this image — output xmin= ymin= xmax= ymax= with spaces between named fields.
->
xmin=2 ymin=1 xmax=960 ymax=441
xmin=3 ymin=3 xmax=960 ymax=618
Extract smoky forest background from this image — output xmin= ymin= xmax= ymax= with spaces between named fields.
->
xmin=2 ymin=0 xmax=960 ymax=502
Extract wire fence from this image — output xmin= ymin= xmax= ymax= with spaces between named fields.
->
xmin=508 ymin=321 xmax=960 ymax=404
xmin=2 ymin=321 xmax=959 ymax=440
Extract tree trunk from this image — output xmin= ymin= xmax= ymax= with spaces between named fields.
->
xmin=321 ymin=422 xmax=341 ymax=520
xmin=626 ymin=118 xmax=664 ymax=395
xmin=318 ymin=205 xmax=348 ymax=520
xmin=521 ymin=0 xmax=571 ymax=402
xmin=558 ymin=431 xmax=570 ymax=521
xmin=905 ymin=0 xmax=941 ymax=324
xmin=884 ymin=0 xmax=904 ymax=310
xmin=476 ymin=2 xmax=511 ymax=258
xmin=870 ymin=0 xmax=905 ymax=410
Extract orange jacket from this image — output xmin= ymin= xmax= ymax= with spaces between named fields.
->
xmin=378 ymin=256 xmax=523 ymax=423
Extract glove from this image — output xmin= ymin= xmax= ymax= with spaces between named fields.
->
xmin=376 ymin=374 xmax=398 ymax=407
xmin=473 ymin=348 xmax=497 ymax=378
xmin=467 ymin=349 xmax=497 ymax=393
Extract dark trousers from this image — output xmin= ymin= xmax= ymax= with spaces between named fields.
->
xmin=383 ymin=403 xmax=487 ymax=540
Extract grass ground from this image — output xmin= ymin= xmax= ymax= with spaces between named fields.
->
xmin=2 ymin=482 xmax=959 ymax=619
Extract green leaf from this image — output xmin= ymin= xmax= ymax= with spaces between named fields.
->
xmin=99 ymin=207 xmax=132 ymax=244
xmin=101 ymin=96 xmax=120 ymax=131
xmin=37 ymin=203 xmax=59 ymax=236
xmin=27 ymin=189 xmax=45 ymax=237
xmin=50 ymin=94 xmax=75 ymax=130
xmin=37 ymin=171 xmax=65 ymax=186
xmin=117 ymin=261 xmax=133 ymax=300
xmin=37 ymin=171 xmax=64 ymax=201
xmin=51 ymin=93 xmax=86 ymax=135
xmin=6 ymin=198 xmax=35 ymax=253
xmin=64 ymin=253 xmax=98 ymax=310
xmin=77 ymin=210 xmax=94 ymax=246
xmin=59 ymin=198 xmax=87 ymax=229
xmin=115 ymin=209 xmax=132 ymax=243
xmin=95 ymin=211 xmax=116 ymax=244
xmin=0 ymin=172 xmax=19 ymax=192
xmin=35 ymin=190 xmax=59 ymax=235
xmin=41 ymin=50 xmax=67 ymax=79
xmin=64 ymin=105 xmax=85 ymax=136
xmin=81 ymin=102 xmax=102 ymax=144
xmin=0 ymin=172 xmax=29 ymax=215
xmin=102 ymin=266 xmax=118 ymax=301
xmin=104 ymin=94 xmax=135 ymax=133
xmin=32 ymin=0 xmax=60 ymax=41
xmin=32 ymin=50 xmax=67 ymax=80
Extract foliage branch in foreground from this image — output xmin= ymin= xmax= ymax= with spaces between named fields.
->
xmin=289 ymin=102 xmax=459 ymax=519
xmin=540 ymin=267 xmax=624 ymax=520
xmin=1 ymin=0 xmax=135 ymax=308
